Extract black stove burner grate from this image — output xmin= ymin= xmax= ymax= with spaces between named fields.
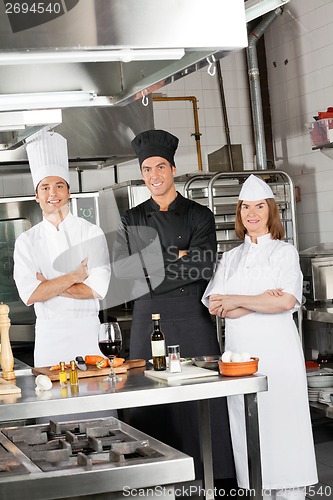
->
xmin=1 ymin=417 xmax=163 ymax=472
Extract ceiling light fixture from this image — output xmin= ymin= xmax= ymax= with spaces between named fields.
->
xmin=0 ymin=48 xmax=185 ymax=65
xmin=0 ymin=91 xmax=113 ymax=112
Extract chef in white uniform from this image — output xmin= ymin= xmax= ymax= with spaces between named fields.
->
xmin=202 ymin=175 xmax=318 ymax=500
xmin=14 ymin=130 xmax=111 ymax=367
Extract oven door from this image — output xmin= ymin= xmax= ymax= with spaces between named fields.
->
xmin=0 ymin=197 xmax=42 ymax=342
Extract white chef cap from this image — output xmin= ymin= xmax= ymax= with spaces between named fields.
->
xmin=26 ymin=130 xmax=69 ymax=189
xmin=238 ymin=174 xmax=274 ymax=201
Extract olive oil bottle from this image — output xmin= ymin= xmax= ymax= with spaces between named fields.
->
xmin=151 ymin=314 xmax=167 ymax=371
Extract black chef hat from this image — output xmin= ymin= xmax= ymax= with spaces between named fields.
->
xmin=131 ymin=129 xmax=179 ymax=168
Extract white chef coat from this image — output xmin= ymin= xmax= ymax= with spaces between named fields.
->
xmin=14 ymin=212 xmax=111 ymax=366
xmin=202 ymin=234 xmax=318 ymax=490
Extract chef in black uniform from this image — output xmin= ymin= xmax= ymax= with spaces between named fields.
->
xmin=113 ymin=129 xmax=235 ymax=489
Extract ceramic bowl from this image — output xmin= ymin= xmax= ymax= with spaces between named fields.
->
xmin=218 ymin=357 xmax=259 ymax=377
xmin=307 ymin=373 xmax=333 ymax=388
xmin=192 ymin=355 xmax=220 ymax=370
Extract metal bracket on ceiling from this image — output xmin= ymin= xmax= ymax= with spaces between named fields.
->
xmin=141 ymin=90 xmax=149 ymax=107
xmin=206 ymin=55 xmax=216 ymax=77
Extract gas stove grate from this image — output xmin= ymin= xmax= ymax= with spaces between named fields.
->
xmin=1 ymin=417 xmax=163 ymax=472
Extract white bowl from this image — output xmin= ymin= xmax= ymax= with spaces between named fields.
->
xmin=307 ymin=373 xmax=333 ymax=388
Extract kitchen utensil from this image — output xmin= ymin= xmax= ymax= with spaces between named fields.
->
xmin=218 ymin=357 xmax=259 ymax=377
xmin=0 ymin=378 xmax=21 ymax=395
xmin=192 ymin=355 xmax=220 ymax=370
xmin=75 ymin=356 xmax=87 ymax=371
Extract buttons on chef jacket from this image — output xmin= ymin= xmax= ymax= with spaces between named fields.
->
xmin=177 ymin=235 xmax=182 ymax=239
xmin=180 ymin=287 xmax=184 ymax=292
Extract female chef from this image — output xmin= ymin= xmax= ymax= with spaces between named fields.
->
xmin=202 ymin=174 xmax=318 ymax=500
xmin=14 ymin=130 xmax=111 ymax=367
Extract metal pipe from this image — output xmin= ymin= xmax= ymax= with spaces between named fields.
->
xmin=216 ymin=60 xmax=234 ymax=171
xmin=247 ymin=8 xmax=282 ymax=170
xmin=152 ymin=96 xmax=203 ymax=170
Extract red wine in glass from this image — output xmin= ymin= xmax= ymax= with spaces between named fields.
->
xmin=98 ymin=322 xmax=122 ymax=382
xmin=99 ymin=340 xmax=122 ymax=358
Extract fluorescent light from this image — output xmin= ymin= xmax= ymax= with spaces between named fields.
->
xmin=0 ymin=48 xmax=185 ymax=65
xmin=0 ymin=91 xmax=103 ymax=112
xmin=245 ymin=0 xmax=291 ymax=23
xmin=0 ymin=109 xmax=62 ymax=131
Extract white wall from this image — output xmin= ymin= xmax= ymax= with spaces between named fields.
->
xmin=264 ymin=0 xmax=333 ymax=250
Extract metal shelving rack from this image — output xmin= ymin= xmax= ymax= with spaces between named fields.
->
xmin=184 ymin=169 xmax=300 ymax=346
xmin=184 ymin=170 xmax=298 ymax=255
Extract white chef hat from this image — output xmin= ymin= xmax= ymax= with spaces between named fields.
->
xmin=26 ymin=130 xmax=69 ymax=189
xmin=238 ymin=174 xmax=274 ymax=201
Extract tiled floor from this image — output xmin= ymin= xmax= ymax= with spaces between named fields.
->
xmin=307 ymin=410 xmax=333 ymax=500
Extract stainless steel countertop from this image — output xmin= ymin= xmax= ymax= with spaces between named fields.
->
xmin=303 ymin=305 xmax=333 ymax=323
xmin=2 ymin=368 xmax=268 ymax=422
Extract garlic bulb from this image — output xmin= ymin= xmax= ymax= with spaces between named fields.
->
xmin=35 ymin=374 xmax=53 ymax=391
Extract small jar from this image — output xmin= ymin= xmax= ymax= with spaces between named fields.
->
xmin=167 ymin=345 xmax=181 ymax=373
xmin=59 ymin=361 xmax=68 ymax=388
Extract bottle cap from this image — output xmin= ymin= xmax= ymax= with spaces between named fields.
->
xmin=59 ymin=361 xmax=65 ymax=370
xmin=70 ymin=360 xmax=76 ymax=370
xmin=152 ymin=313 xmax=160 ymax=320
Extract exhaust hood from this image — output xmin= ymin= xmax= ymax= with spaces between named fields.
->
xmin=0 ymin=0 xmax=248 ymax=166
xmin=0 ymin=0 xmax=248 ymax=111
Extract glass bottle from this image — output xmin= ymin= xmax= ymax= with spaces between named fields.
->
xmin=59 ymin=361 xmax=67 ymax=388
xmin=151 ymin=313 xmax=167 ymax=371
xmin=69 ymin=360 xmax=79 ymax=388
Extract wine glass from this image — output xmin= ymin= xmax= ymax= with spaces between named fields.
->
xmin=98 ymin=322 xmax=123 ymax=383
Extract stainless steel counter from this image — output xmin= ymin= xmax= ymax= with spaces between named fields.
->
xmin=2 ymin=368 xmax=268 ymax=500
xmin=304 ymin=305 xmax=333 ymax=323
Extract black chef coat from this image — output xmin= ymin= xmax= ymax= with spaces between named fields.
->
xmin=113 ymin=192 xmax=235 ymax=481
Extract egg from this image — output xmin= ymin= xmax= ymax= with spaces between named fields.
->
xmin=230 ymin=352 xmax=242 ymax=362
xmin=35 ymin=374 xmax=53 ymax=391
xmin=221 ymin=351 xmax=232 ymax=362
xmin=240 ymin=352 xmax=251 ymax=362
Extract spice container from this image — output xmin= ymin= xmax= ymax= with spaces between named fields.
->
xmin=167 ymin=345 xmax=181 ymax=373
xmin=59 ymin=361 xmax=68 ymax=388
xmin=69 ymin=360 xmax=79 ymax=387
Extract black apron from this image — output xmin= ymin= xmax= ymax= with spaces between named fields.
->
xmin=129 ymin=294 xmax=235 ymax=481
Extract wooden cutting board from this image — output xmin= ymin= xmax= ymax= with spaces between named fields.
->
xmin=32 ymin=359 xmax=146 ymax=381
xmin=0 ymin=377 xmax=21 ymax=394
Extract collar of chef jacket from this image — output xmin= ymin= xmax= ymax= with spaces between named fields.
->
xmin=147 ymin=191 xmax=182 ymax=213
xmin=244 ymin=233 xmax=272 ymax=246
xmin=41 ymin=211 xmax=74 ymax=233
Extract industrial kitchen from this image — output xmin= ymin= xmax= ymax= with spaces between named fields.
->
xmin=0 ymin=1 xmax=332 ymax=500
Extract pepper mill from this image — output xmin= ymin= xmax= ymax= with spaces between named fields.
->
xmin=0 ymin=303 xmax=15 ymax=380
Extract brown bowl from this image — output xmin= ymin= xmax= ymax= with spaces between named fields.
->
xmin=218 ymin=357 xmax=259 ymax=377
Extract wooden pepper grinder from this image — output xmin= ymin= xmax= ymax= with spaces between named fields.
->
xmin=0 ymin=303 xmax=15 ymax=380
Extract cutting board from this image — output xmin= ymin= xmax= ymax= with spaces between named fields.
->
xmin=32 ymin=359 xmax=146 ymax=381
xmin=0 ymin=377 xmax=21 ymax=394
xmin=144 ymin=364 xmax=219 ymax=382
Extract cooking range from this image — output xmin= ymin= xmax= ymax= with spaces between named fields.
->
xmin=0 ymin=416 xmax=194 ymax=499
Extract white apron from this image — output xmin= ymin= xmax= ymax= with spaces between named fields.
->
xmin=35 ymin=316 xmax=101 ymax=367
xmin=202 ymin=235 xmax=318 ymax=490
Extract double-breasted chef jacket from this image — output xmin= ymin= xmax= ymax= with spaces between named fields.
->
xmin=14 ymin=212 xmax=111 ymax=367
xmin=113 ymin=192 xmax=236 ymax=481
xmin=202 ymin=233 xmax=318 ymax=490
